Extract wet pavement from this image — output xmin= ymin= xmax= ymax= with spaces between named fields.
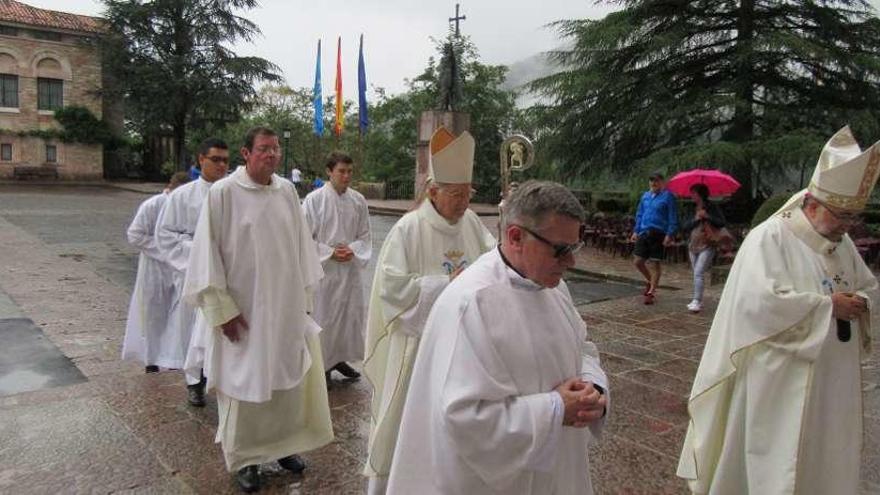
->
xmin=0 ymin=184 xmax=877 ymax=494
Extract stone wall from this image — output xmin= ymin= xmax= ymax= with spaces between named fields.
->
xmin=0 ymin=30 xmax=103 ymax=180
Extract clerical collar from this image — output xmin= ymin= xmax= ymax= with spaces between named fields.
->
xmin=781 ymin=206 xmax=841 ymax=256
xmin=419 ymin=199 xmax=463 ymax=234
xmin=497 ymin=246 xmax=543 ymax=291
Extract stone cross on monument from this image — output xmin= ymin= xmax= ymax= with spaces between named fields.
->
xmin=449 ymin=4 xmax=466 ymax=37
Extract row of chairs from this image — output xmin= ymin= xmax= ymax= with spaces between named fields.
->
xmin=580 ymin=216 xmax=746 ymax=264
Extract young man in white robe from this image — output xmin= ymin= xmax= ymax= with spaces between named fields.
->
xmin=363 ymin=128 xmax=497 ymax=494
xmin=387 ymin=180 xmax=608 ymax=495
xmin=302 ymin=151 xmax=371 ymax=384
xmin=677 ymin=125 xmax=880 ymax=495
xmin=122 ymin=172 xmax=190 ymax=372
xmin=155 ymin=137 xmax=229 ymax=407
xmin=182 ymin=127 xmax=333 ymax=493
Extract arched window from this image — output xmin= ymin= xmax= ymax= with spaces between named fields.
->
xmin=32 ymin=53 xmax=70 ymax=112
xmin=0 ymin=52 xmax=19 ymax=108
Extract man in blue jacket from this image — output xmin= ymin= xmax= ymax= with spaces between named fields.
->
xmin=630 ymin=171 xmax=679 ymax=304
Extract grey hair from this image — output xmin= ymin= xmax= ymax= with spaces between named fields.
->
xmin=502 ymin=180 xmax=585 ymax=231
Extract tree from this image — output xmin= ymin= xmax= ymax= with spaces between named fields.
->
xmin=102 ymin=0 xmax=280 ymax=174
xmin=530 ymin=0 xmax=880 ymax=199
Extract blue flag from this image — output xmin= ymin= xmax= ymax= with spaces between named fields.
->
xmin=358 ymin=34 xmax=368 ymax=134
xmin=313 ymin=39 xmax=324 ymax=136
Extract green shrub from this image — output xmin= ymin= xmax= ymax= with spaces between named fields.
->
xmin=751 ymin=194 xmax=791 ymax=227
xmin=596 ymin=198 xmax=629 ymax=213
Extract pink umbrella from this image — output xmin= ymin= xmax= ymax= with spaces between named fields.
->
xmin=666 ymin=169 xmax=741 ymax=197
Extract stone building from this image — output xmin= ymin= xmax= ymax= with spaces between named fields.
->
xmin=0 ymin=0 xmax=112 ymax=180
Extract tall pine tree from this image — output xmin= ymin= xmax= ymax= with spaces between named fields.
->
xmin=530 ymin=0 xmax=880 ymax=199
xmin=102 ymin=0 xmax=280 ymax=174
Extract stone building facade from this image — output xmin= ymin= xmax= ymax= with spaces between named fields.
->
xmin=0 ymin=0 xmax=108 ymax=180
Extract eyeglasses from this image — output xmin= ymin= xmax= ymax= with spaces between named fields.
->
xmin=516 ymin=225 xmax=584 ymax=258
xmin=204 ymin=156 xmax=229 ymax=164
xmin=254 ymin=146 xmax=281 ymax=155
xmin=815 ymin=198 xmax=860 ymax=223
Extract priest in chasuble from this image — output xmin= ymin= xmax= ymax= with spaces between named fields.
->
xmin=363 ymin=128 xmax=496 ymax=494
xmin=182 ymin=127 xmax=333 ymax=493
xmin=678 ymin=126 xmax=880 ymax=494
xmin=387 ymin=181 xmax=608 ymax=495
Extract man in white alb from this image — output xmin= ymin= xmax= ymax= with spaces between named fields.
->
xmin=677 ymin=126 xmax=880 ymax=494
xmin=363 ymin=128 xmax=496 ymax=494
xmin=155 ymin=137 xmax=229 ymax=406
xmin=183 ymin=127 xmax=333 ymax=492
xmin=387 ymin=180 xmax=608 ymax=494
xmin=302 ymin=151 xmax=371 ymax=384
xmin=122 ymin=172 xmax=189 ymax=372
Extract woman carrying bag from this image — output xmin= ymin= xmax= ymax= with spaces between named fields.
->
xmin=681 ymin=183 xmax=727 ymax=313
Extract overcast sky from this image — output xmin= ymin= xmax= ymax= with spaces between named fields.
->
xmin=19 ymin=0 xmax=880 ymax=98
xmin=23 ymin=0 xmax=617 ymax=96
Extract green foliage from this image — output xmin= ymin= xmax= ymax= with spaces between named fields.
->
xmin=101 ymin=0 xmax=281 ymax=168
xmin=54 ymin=106 xmax=121 ymax=148
xmin=0 ymin=106 xmax=123 ymax=148
xmin=751 ymin=194 xmax=792 ymax=227
xmin=529 ymin=0 xmax=880 ymax=193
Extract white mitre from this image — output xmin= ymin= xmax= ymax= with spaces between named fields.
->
xmin=809 ymin=126 xmax=880 ymax=211
xmin=776 ymin=126 xmax=880 ymax=214
xmin=429 ymin=128 xmax=475 ymax=184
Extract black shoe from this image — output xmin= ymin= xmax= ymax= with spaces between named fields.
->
xmin=235 ymin=465 xmax=260 ymax=493
xmin=333 ymin=362 xmax=361 ymax=379
xmin=145 ymin=365 xmax=159 ymax=373
xmin=325 ymin=370 xmax=332 ymax=386
xmin=277 ymin=454 xmax=306 ymax=474
xmin=187 ymin=383 xmax=206 ymax=407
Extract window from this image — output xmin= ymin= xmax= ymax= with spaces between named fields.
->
xmin=0 ymin=74 xmax=17 ymax=107
xmin=32 ymin=30 xmax=62 ymax=42
xmin=0 ymin=26 xmax=18 ymax=37
xmin=37 ymin=78 xmax=62 ymax=110
xmin=1 ymin=143 xmax=11 ymax=161
xmin=46 ymin=144 xmax=57 ymax=163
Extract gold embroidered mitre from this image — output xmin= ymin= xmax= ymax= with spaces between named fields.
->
xmin=808 ymin=125 xmax=880 ymax=212
xmin=429 ymin=128 xmax=475 ymax=184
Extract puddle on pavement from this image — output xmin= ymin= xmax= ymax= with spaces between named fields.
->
xmin=0 ymin=318 xmax=87 ymax=396
xmin=565 ymin=274 xmax=670 ymax=305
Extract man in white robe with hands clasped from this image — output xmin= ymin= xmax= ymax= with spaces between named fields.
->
xmin=122 ymin=172 xmax=190 ymax=372
xmin=388 ymin=180 xmax=608 ymax=495
xmin=302 ymin=151 xmax=371 ymax=383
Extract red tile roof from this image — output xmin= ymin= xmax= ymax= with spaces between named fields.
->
xmin=0 ymin=0 xmax=103 ymax=34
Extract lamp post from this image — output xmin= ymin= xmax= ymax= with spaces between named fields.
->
xmin=282 ymin=128 xmax=291 ymax=178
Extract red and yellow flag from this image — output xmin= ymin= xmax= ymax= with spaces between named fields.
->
xmin=334 ymin=36 xmax=343 ymax=136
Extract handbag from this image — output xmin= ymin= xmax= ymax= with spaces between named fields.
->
xmin=703 ymin=222 xmax=735 ymax=250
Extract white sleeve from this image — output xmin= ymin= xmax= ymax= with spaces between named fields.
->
xmin=348 ymin=198 xmax=372 ymax=268
xmin=396 ymin=275 xmax=449 ymax=337
xmin=579 ymin=340 xmax=609 ymax=441
xmin=156 ymin=194 xmax=196 ymax=273
xmin=127 ymin=197 xmax=164 ymax=261
xmin=303 ymin=194 xmax=334 ymax=263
